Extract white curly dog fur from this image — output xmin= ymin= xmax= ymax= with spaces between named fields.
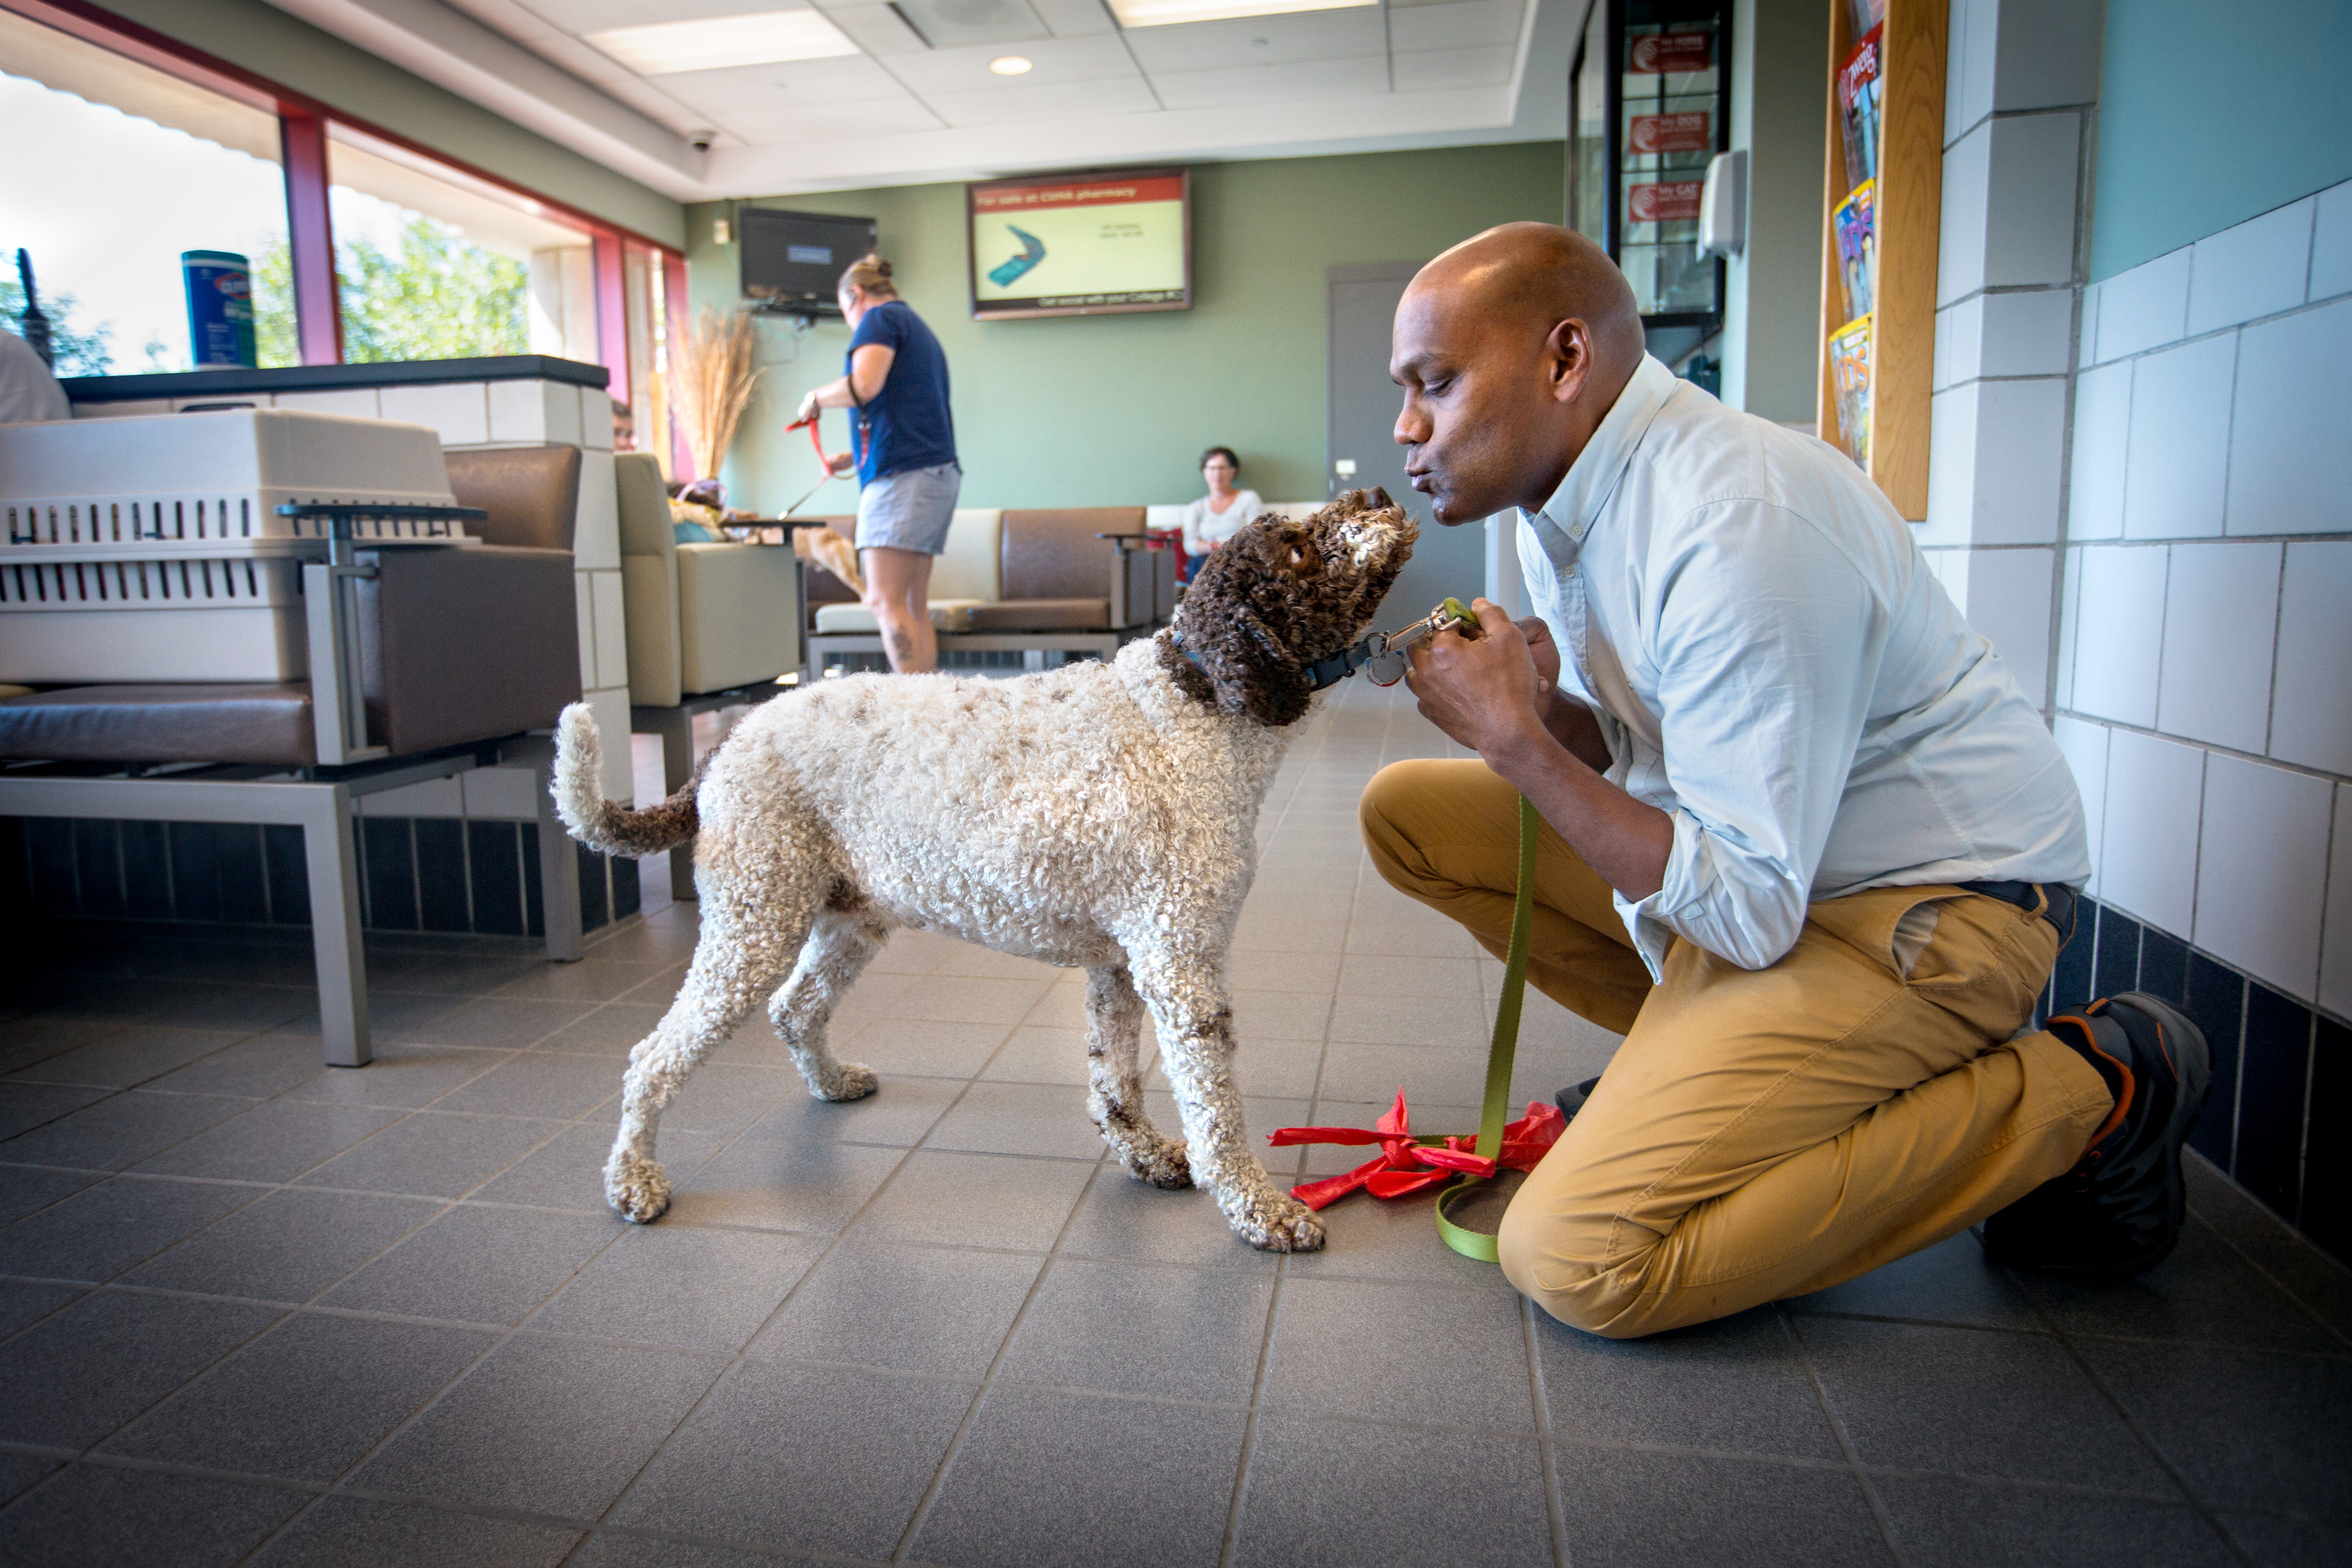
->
xmin=551 ymin=493 xmax=1415 ymax=1251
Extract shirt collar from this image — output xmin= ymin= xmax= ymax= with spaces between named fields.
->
xmin=1521 ymin=353 xmax=1680 ymax=562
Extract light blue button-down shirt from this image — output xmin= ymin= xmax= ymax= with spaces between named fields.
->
xmin=1517 ymin=355 xmax=2090 ymax=977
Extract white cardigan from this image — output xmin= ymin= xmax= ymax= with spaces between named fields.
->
xmin=1175 ymin=489 xmax=1262 ymax=558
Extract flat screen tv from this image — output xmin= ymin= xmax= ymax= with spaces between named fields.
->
xmin=740 ymin=208 xmax=878 ymax=317
xmin=966 ymin=169 xmax=1191 ymax=320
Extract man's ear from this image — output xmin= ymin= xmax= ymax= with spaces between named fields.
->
xmin=1548 ymin=316 xmax=1594 ymax=404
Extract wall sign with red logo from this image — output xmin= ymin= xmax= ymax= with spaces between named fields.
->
xmin=1628 ymin=111 xmax=1711 ymax=154
xmin=1627 ymin=30 xmax=1711 ymax=73
xmin=1628 ymin=181 xmax=1705 ymax=223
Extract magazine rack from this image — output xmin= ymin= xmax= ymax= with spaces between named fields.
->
xmin=1815 ymin=0 xmax=1946 ymax=520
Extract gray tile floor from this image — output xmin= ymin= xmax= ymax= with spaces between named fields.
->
xmin=2 ymin=679 xmax=2349 ymax=1566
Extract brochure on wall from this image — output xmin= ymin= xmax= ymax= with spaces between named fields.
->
xmin=1830 ymin=314 xmax=1873 ymax=467
xmin=1845 ymin=0 xmax=1887 ymax=38
xmin=1838 ymin=24 xmax=1884 ymax=187
xmin=1834 ymin=179 xmax=1876 ymax=321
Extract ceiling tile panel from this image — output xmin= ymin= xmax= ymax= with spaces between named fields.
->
xmin=1121 ymin=9 xmax=1386 ymax=72
xmin=1148 ymin=53 xmax=1390 ymax=110
xmin=884 ymin=33 xmax=1142 ymax=93
xmin=821 ymin=4 xmax=933 ymax=54
xmin=521 ymin=0 xmax=796 ymax=30
xmin=890 ymin=0 xmax=1053 ymax=48
xmin=920 ymin=74 xmax=1160 ymax=125
xmin=1387 ymin=0 xmax=1524 ymax=53
xmin=716 ymin=97 xmax=949 ymax=140
xmin=1029 ymin=0 xmax=1118 ymax=37
xmin=642 ymin=53 xmax=910 ymax=108
xmin=1388 ymin=43 xmax=1514 ymax=90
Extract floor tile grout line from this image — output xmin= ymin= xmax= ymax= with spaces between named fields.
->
xmin=1214 ymin=1249 xmax=1288 ymax=1568
xmin=557 ymin=1132 xmax=934 ymax=1568
xmin=2003 ymin=1263 xmax=2262 ymax=1565
xmin=1522 ymin=1295 xmax=1573 ymax=1568
xmin=2183 ymin=1204 xmax=2352 ymax=1353
xmin=885 ymin=1151 xmax=1109 ymax=1564
xmin=1777 ymin=1307 xmax=1913 ymax=1568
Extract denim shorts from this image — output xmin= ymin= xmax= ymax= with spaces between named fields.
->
xmin=854 ymin=461 xmax=962 ymax=554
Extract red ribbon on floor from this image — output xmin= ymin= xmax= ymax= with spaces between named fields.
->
xmin=1269 ymin=1090 xmax=1566 ymax=1211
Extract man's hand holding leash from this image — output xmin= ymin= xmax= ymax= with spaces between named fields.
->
xmin=1406 ymin=598 xmax=1672 ymax=902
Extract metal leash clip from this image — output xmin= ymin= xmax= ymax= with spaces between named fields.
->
xmin=1364 ymin=596 xmax=1480 ymax=687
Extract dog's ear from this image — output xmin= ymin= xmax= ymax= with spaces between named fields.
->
xmin=1173 ymin=526 xmax=1317 ymax=726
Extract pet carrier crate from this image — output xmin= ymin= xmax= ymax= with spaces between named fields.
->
xmin=0 ymin=407 xmax=473 ymax=683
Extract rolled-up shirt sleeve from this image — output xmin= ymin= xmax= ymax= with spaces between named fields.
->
xmin=1613 ymin=501 xmax=1885 ymax=975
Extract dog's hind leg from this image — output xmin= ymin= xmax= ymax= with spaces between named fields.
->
xmin=1129 ymin=945 xmax=1324 ymax=1252
xmin=1084 ymin=965 xmax=1190 ymax=1189
xmin=769 ymin=905 xmax=885 ymax=1103
xmin=605 ymin=852 xmax=823 ymax=1224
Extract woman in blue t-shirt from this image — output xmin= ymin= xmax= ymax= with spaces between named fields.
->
xmin=795 ymin=253 xmax=960 ymax=673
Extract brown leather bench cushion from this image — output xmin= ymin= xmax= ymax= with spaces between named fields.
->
xmin=964 ymin=599 xmax=1112 ymax=632
xmin=0 ymin=683 xmax=315 ymax=765
xmin=444 ymin=445 xmax=582 ymax=550
xmin=999 ymin=508 xmax=1145 ymax=601
xmin=359 ymin=545 xmax=581 ymax=755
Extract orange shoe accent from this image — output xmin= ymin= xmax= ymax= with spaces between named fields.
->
xmin=2056 ymin=1011 xmax=2134 ymax=1153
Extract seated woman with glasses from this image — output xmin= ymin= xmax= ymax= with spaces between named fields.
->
xmin=1171 ymin=446 xmax=1262 ymax=583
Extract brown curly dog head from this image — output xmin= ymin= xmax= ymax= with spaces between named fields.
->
xmin=1163 ymin=487 xmax=1418 ymax=726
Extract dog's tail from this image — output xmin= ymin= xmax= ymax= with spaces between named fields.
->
xmin=552 ymin=702 xmax=701 ymax=857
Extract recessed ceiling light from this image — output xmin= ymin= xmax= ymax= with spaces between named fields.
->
xmin=1105 ymin=0 xmax=1374 ymax=27
xmin=989 ymin=54 xmax=1035 ymax=74
xmin=585 ymin=11 xmax=860 ymax=75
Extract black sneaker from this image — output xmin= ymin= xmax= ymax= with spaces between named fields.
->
xmin=1982 ymin=992 xmax=2210 ymax=1277
xmin=1554 ymin=1075 xmax=1603 ymax=1122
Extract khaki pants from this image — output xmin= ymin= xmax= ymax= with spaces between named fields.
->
xmin=1359 ymin=759 xmax=2112 ymax=1339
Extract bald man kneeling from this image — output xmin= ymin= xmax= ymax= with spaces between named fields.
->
xmin=1364 ymin=223 xmax=2208 ymax=1338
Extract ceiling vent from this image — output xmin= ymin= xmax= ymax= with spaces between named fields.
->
xmin=889 ymin=0 xmax=1053 ymax=49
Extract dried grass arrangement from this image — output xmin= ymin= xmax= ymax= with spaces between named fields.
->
xmin=670 ymin=305 xmax=760 ymax=480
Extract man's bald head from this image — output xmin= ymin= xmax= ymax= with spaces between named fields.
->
xmin=1388 ymin=223 xmax=1648 ymax=525
xmin=1408 ymin=222 xmax=1646 ymax=375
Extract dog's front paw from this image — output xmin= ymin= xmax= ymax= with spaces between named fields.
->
xmin=605 ymin=1153 xmax=671 ymax=1223
xmin=1121 ymin=1135 xmax=1192 ymax=1189
xmin=810 ymin=1061 xmax=879 ymax=1102
xmin=1234 ymin=1193 xmax=1325 ymax=1253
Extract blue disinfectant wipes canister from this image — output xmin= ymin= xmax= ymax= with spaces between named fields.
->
xmin=182 ymin=250 xmax=257 ymax=369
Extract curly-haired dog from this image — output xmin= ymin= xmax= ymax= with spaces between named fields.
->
xmin=552 ymin=490 xmax=1416 ymax=1250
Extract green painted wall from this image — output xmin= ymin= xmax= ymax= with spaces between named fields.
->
xmin=2091 ymin=0 xmax=2352 ymax=280
xmin=692 ymin=142 xmax=1565 ymax=514
xmin=87 ymin=0 xmax=683 ymax=246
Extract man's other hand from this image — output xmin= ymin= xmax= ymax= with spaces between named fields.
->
xmin=1406 ymin=598 xmax=1549 ymax=757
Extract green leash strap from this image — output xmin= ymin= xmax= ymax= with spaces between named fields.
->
xmin=1433 ymin=792 xmax=1538 ymax=1262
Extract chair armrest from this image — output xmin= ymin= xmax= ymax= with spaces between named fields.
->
xmin=674 ymin=542 xmax=802 ymax=695
xmin=359 ymin=545 xmax=581 ymax=756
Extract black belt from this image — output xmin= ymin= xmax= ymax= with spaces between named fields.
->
xmin=1960 ymin=880 xmax=2077 ymax=944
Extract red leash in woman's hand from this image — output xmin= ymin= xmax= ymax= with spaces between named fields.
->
xmin=780 ymin=413 xmax=854 ymax=516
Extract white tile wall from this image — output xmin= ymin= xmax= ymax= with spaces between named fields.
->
xmin=2100 ymin=727 xmax=2205 ymax=939
xmin=574 ymin=574 xmax=597 ymax=689
xmin=380 ymin=382 xmax=490 ymax=447
xmin=1956 ymin=546 xmax=2055 ymax=702
xmin=1989 ymin=0 xmax=2104 ymax=114
xmin=2054 ymin=714 xmax=2109 ymax=895
xmin=2187 ymin=196 xmax=2315 ymax=336
xmin=1983 ymin=113 xmax=2082 ymax=290
xmin=271 ymin=388 xmax=381 ymax=419
xmin=585 ymin=685 xmax=633 ymax=802
xmin=2271 ymin=540 xmax=2352 ymax=775
xmin=1923 ymin=378 xmax=2067 ymax=546
xmin=573 ymin=451 xmax=620 ymax=572
xmin=581 ymin=385 xmax=615 ymax=451
xmin=2226 ymin=295 xmax=2352 ymax=536
xmin=1935 ymin=296 xmax=1981 ymax=390
xmin=2094 ymin=248 xmax=2190 ymax=362
xmin=1923 ymin=383 xmax=1981 ymax=545
xmin=2069 ymin=545 xmax=2168 ymax=727
xmin=2195 ymin=753 xmax=2332 ymax=997
xmin=2324 ymin=786 xmax=2352 ymax=1019
xmin=2066 ymin=360 xmax=2130 ymax=540
xmin=2310 ymin=181 xmax=2352 ymax=302
xmin=592 ymin=573 xmax=629 ymax=696
xmin=2156 ymin=541 xmax=2280 ymax=754
xmin=1937 ymin=125 xmax=1993 ymax=308
xmin=463 ymin=766 xmax=541 ymax=821
xmin=486 ymin=379 xmax=587 ymax=446
xmin=2122 ymin=333 xmax=2236 ymax=539
xmin=1978 ymin=289 xmax=2077 ymax=377
xmin=2054 ymin=545 xmax=2083 ymax=708
xmin=1943 ymin=0 xmax=1998 ymax=144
